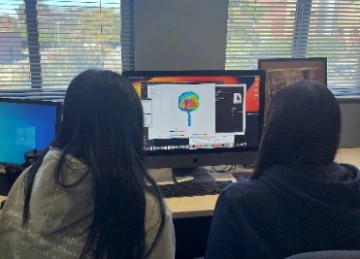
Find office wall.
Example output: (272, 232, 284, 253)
(338, 99, 360, 148)
(134, 0, 360, 148)
(135, 0, 229, 71)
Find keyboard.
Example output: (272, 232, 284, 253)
(159, 181, 233, 198)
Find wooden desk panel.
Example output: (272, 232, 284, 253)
(336, 148, 360, 167)
(165, 195, 219, 218)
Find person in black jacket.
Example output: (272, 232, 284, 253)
(205, 80, 360, 259)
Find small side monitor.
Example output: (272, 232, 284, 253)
(123, 70, 266, 169)
(0, 98, 62, 165)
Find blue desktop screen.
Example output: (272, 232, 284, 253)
(0, 101, 57, 164)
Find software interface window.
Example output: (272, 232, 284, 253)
(132, 74, 261, 152)
(147, 83, 217, 140)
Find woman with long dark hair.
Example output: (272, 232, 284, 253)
(0, 70, 175, 259)
(205, 81, 360, 259)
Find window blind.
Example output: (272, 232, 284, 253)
(226, 0, 360, 90)
(38, 0, 123, 88)
(306, 0, 360, 88)
(226, 0, 297, 70)
(0, 0, 31, 90)
(0, 0, 134, 91)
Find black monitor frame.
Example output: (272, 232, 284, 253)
(123, 70, 266, 168)
(0, 98, 62, 165)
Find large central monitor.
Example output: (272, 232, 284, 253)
(123, 70, 265, 171)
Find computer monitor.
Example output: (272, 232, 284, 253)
(0, 98, 62, 165)
(122, 70, 265, 173)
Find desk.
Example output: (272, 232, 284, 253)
(159, 148, 360, 219)
(149, 168, 240, 219)
(335, 148, 360, 167)
(1, 148, 359, 218)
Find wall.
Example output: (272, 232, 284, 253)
(135, 0, 229, 71)
(338, 99, 360, 148)
(134, 0, 360, 148)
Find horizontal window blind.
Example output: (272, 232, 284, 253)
(226, 0, 360, 90)
(226, 0, 298, 70)
(306, 0, 360, 88)
(0, 0, 31, 90)
(38, 0, 122, 88)
(0, 0, 133, 92)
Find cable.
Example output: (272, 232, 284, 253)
(211, 165, 237, 173)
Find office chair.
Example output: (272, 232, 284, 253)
(286, 251, 360, 259)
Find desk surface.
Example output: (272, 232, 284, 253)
(1, 148, 359, 219)
(162, 148, 360, 219)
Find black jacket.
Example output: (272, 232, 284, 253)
(205, 163, 360, 259)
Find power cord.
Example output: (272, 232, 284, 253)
(210, 165, 237, 173)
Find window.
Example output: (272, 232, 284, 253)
(0, 0, 31, 89)
(38, 0, 122, 88)
(307, 0, 360, 88)
(0, 0, 134, 90)
(227, 0, 360, 90)
(226, 0, 297, 70)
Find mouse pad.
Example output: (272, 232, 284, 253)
(233, 171, 253, 182)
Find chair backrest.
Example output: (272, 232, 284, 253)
(286, 251, 360, 259)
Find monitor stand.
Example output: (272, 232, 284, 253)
(172, 167, 215, 184)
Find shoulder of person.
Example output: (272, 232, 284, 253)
(339, 163, 360, 174)
(144, 191, 171, 231)
(221, 177, 274, 207)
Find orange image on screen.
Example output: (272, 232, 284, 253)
(132, 76, 260, 113)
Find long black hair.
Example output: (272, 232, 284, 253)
(253, 80, 341, 178)
(22, 69, 165, 259)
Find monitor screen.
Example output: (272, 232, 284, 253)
(123, 70, 265, 157)
(0, 99, 61, 164)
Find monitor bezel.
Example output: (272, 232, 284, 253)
(0, 98, 62, 165)
(122, 70, 266, 157)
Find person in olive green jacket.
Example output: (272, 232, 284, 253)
(0, 69, 175, 259)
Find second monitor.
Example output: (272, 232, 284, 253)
(0, 98, 62, 165)
(123, 70, 265, 171)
